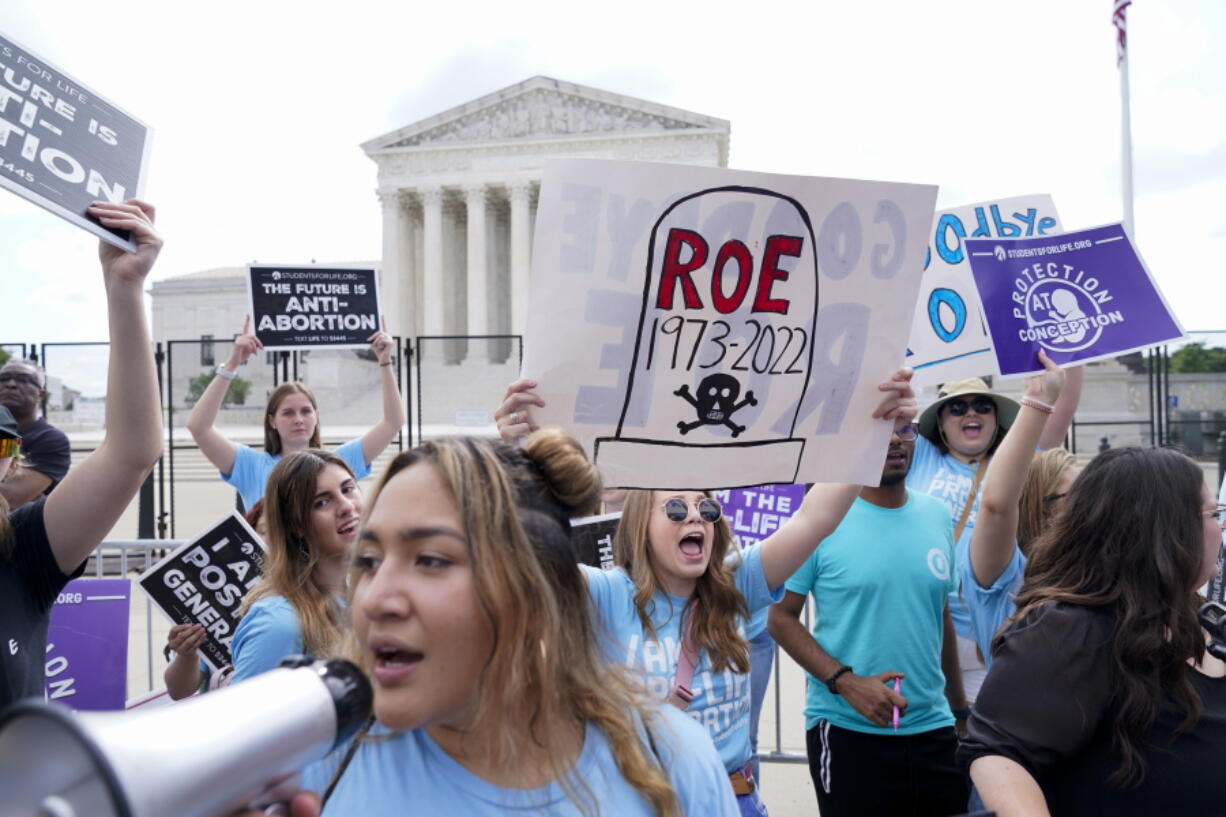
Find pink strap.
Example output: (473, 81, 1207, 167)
(667, 614, 699, 710)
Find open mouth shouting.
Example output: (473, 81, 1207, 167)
(678, 529, 706, 563)
(369, 636, 424, 685)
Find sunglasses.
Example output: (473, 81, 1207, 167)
(944, 397, 996, 417)
(893, 423, 918, 441)
(0, 437, 20, 458)
(661, 497, 722, 523)
(0, 372, 40, 388)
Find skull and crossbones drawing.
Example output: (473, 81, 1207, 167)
(675, 373, 757, 438)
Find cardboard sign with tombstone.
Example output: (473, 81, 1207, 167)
(906, 195, 1062, 386)
(523, 159, 938, 489)
(965, 223, 1184, 377)
(0, 32, 151, 251)
(248, 265, 381, 351)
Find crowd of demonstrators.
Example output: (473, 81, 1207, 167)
(0, 358, 72, 509)
(962, 446, 1226, 816)
(238, 432, 738, 817)
(908, 367, 1082, 699)
(962, 351, 1070, 666)
(186, 315, 405, 510)
(769, 420, 968, 817)
(495, 369, 919, 814)
(0, 200, 164, 710)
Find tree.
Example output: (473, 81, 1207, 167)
(1169, 342, 1226, 374)
(0, 348, 11, 367)
(185, 371, 251, 407)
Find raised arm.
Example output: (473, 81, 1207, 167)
(186, 316, 262, 476)
(360, 319, 406, 465)
(769, 590, 906, 728)
(970, 351, 1064, 587)
(43, 201, 164, 574)
(757, 367, 917, 589)
(1039, 363, 1081, 450)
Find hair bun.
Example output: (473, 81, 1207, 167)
(521, 428, 602, 517)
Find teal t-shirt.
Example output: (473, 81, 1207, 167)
(785, 493, 956, 734)
(301, 706, 739, 816)
(581, 544, 782, 773)
(221, 437, 371, 509)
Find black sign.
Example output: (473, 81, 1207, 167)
(1208, 542, 1226, 607)
(0, 32, 150, 251)
(570, 512, 620, 570)
(248, 265, 381, 350)
(138, 513, 266, 672)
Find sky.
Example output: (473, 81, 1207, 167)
(2, 0, 1224, 380)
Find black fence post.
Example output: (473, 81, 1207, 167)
(1218, 432, 1226, 496)
(1099, 436, 1111, 453)
(138, 471, 155, 538)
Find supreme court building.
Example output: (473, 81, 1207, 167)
(149, 77, 729, 420)
(367, 75, 729, 341)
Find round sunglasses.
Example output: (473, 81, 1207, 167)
(661, 497, 722, 523)
(944, 397, 996, 417)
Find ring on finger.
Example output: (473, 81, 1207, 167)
(509, 411, 520, 425)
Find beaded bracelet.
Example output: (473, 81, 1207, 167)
(1020, 397, 1054, 414)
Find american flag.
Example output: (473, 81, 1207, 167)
(1113, 0, 1132, 64)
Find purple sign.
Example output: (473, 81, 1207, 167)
(965, 224, 1183, 376)
(44, 578, 131, 711)
(714, 483, 807, 549)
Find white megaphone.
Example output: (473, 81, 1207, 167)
(0, 656, 372, 817)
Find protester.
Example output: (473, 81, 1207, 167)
(0, 358, 72, 508)
(187, 316, 405, 509)
(245, 432, 738, 817)
(768, 421, 968, 817)
(496, 369, 918, 813)
(961, 446, 1226, 816)
(0, 200, 163, 708)
(229, 450, 360, 683)
(963, 351, 1071, 664)
(910, 366, 1081, 698)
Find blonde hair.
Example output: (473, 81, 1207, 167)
(1018, 448, 1077, 554)
(614, 490, 749, 674)
(349, 430, 679, 817)
(239, 449, 350, 657)
(264, 383, 322, 455)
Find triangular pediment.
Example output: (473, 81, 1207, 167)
(364, 76, 728, 152)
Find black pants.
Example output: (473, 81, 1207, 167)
(805, 721, 969, 817)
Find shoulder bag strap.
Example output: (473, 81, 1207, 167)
(667, 610, 699, 710)
(953, 456, 989, 544)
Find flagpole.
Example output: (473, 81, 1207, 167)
(1120, 42, 1135, 238)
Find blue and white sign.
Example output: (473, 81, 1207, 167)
(965, 223, 1184, 377)
(906, 195, 1062, 386)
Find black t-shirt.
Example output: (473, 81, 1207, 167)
(19, 417, 71, 494)
(0, 498, 82, 709)
(959, 602, 1226, 815)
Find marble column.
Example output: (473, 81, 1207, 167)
(378, 188, 406, 338)
(464, 184, 488, 343)
(420, 185, 444, 336)
(508, 180, 532, 335)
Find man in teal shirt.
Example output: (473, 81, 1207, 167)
(768, 421, 969, 817)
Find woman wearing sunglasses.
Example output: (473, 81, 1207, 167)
(496, 369, 919, 814)
(911, 365, 1081, 698)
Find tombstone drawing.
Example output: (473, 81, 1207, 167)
(593, 186, 819, 488)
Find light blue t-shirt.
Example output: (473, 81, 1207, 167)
(230, 596, 303, 683)
(222, 438, 371, 509)
(582, 544, 782, 773)
(962, 545, 1026, 668)
(301, 706, 738, 816)
(906, 435, 983, 639)
(785, 493, 956, 734)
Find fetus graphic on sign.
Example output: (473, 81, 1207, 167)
(594, 187, 819, 487)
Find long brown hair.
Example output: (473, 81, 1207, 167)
(240, 449, 351, 657)
(614, 490, 749, 674)
(264, 382, 322, 455)
(1012, 446, 1207, 787)
(1017, 448, 1077, 554)
(349, 431, 679, 816)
